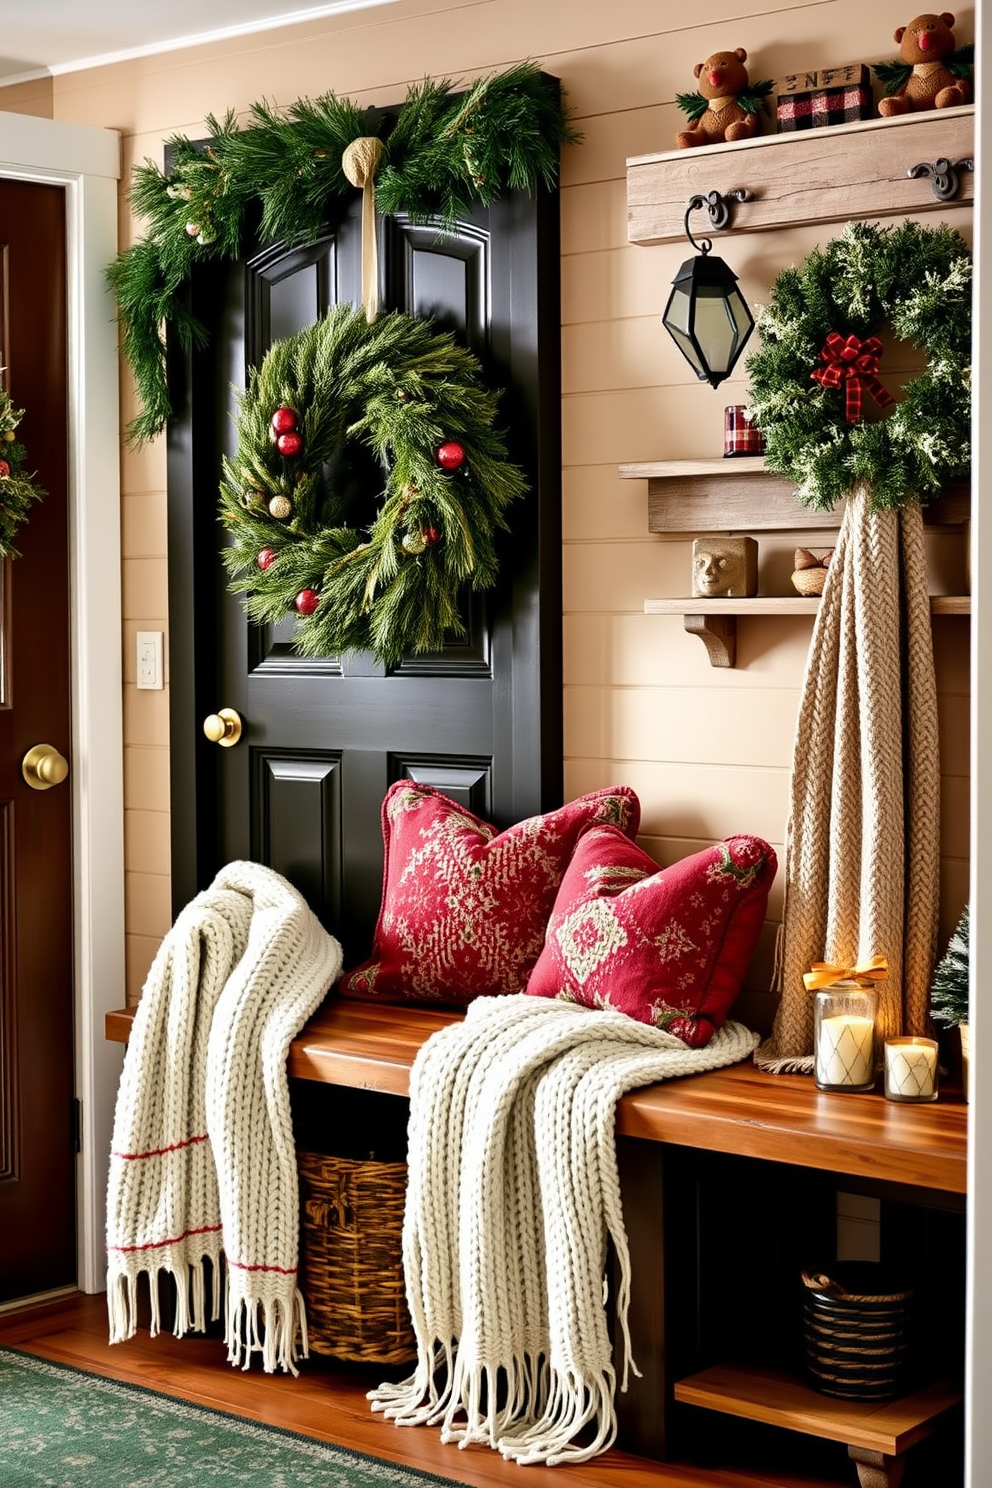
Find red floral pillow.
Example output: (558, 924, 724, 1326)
(525, 824, 777, 1047)
(339, 783, 640, 1005)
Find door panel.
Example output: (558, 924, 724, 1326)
(168, 99, 561, 970)
(254, 751, 343, 927)
(0, 179, 74, 1301)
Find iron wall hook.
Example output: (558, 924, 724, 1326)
(683, 189, 750, 254)
(907, 156, 974, 202)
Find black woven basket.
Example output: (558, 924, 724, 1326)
(802, 1264, 915, 1402)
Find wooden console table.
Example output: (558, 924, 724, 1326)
(105, 997, 967, 1486)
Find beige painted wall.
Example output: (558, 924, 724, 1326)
(3, 0, 971, 1016)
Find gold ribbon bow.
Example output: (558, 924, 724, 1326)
(810, 332, 895, 424)
(342, 136, 385, 324)
(803, 956, 889, 992)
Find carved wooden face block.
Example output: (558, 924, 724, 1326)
(691, 536, 758, 597)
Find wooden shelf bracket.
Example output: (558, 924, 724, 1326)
(683, 613, 736, 668)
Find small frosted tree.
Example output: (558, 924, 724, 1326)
(929, 905, 970, 1029)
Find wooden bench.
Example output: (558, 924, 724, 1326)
(105, 998, 966, 1195)
(105, 996, 967, 1486)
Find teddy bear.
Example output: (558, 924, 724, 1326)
(675, 49, 773, 148)
(875, 13, 972, 115)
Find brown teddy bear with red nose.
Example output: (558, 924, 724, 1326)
(676, 49, 773, 148)
(875, 13, 972, 115)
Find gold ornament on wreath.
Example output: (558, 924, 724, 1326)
(219, 304, 527, 666)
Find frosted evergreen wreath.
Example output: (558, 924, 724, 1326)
(219, 304, 527, 665)
(105, 64, 577, 446)
(745, 221, 971, 512)
(0, 383, 45, 558)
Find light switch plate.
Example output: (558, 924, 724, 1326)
(136, 630, 164, 690)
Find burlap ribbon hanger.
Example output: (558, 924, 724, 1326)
(342, 137, 386, 323)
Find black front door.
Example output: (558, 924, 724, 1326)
(167, 147, 562, 965)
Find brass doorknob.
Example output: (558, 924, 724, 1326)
(22, 743, 70, 791)
(203, 707, 243, 748)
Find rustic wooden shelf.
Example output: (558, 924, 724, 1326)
(643, 594, 970, 667)
(627, 106, 974, 247)
(621, 458, 970, 665)
(618, 458, 970, 535)
(674, 1364, 962, 1488)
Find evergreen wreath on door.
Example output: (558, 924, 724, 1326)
(220, 305, 526, 666)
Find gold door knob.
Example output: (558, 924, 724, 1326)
(203, 707, 243, 748)
(22, 743, 70, 791)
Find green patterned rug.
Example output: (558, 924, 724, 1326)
(0, 1348, 460, 1487)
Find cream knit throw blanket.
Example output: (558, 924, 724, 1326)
(757, 488, 940, 1070)
(106, 861, 343, 1374)
(370, 994, 759, 1465)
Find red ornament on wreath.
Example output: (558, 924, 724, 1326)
(294, 587, 320, 615)
(0, 460, 9, 479)
(422, 526, 440, 547)
(256, 546, 277, 571)
(276, 430, 304, 457)
(436, 440, 465, 471)
(270, 405, 298, 438)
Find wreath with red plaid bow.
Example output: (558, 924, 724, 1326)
(744, 220, 971, 512)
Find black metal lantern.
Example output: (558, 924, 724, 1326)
(662, 191, 754, 389)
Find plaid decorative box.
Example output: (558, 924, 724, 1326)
(775, 63, 872, 132)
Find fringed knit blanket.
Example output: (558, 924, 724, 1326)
(370, 995, 759, 1465)
(106, 861, 343, 1374)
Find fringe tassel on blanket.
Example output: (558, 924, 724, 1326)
(370, 995, 759, 1466)
(226, 1288, 309, 1375)
(107, 1255, 222, 1347)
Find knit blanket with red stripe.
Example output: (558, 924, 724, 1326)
(105, 861, 342, 1374)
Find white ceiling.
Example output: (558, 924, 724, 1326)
(0, 0, 397, 85)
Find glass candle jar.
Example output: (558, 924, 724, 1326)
(813, 981, 877, 1092)
(884, 1036, 939, 1103)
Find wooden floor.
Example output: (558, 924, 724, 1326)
(0, 1291, 846, 1488)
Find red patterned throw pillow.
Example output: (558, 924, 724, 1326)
(339, 783, 641, 1005)
(525, 825, 777, 1047)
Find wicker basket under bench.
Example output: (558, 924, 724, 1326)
(297, 1148, 416, 1365)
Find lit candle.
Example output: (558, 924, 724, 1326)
(816, 1014, 875, 1090)
(884, 1037, 939, 1103)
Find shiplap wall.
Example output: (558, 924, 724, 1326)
(3, 0, 970, 1016)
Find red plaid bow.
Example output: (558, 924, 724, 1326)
(810, 332, 895, 423)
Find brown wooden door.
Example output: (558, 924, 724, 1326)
(167, 102, 562, 965)
(0, 179, 74, 1303)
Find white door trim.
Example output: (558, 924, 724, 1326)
(0, 109, 124, 1295)
(969, 18, 991, 1483)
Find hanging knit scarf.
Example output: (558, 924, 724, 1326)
(106, 862, 343, 1373)
(757, 487, 941, 1069)
(370, 994, 759, 1465)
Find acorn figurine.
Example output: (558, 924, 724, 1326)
(791, 547, 833, 596)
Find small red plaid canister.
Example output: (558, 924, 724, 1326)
(724, 406, 765, 457)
